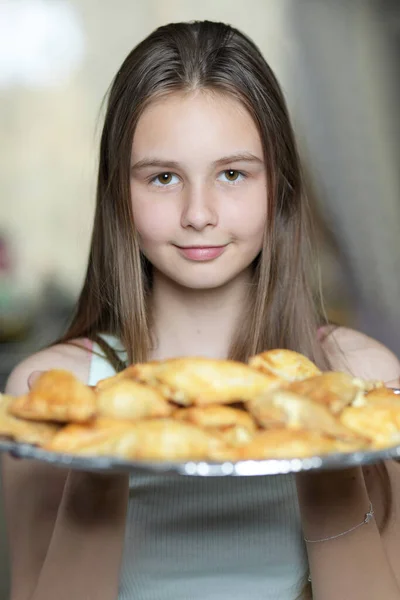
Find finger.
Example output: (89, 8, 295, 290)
(27, 370, 45, 390)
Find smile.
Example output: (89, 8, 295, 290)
(175, 245, 227, 261)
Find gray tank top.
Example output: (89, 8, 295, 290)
(88, 336, 308, 600)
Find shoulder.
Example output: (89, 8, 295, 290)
(5, 338, 92, 396)
(320, 326, 400, 385)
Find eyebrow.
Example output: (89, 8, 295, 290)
(130, 152, 264, 172)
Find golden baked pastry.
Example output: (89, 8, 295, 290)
(44, 418, 116, 454)
(174, 405, 256, 447)
(210, 428, 362, 461)
(247, 390, 358, 440)
(0, 394, 59, 445)
(96, 379, 172, 420)
(362, 380, 385, 392)
(132, 357, 281, 405)
(249, 349, 321, 381)
(47, 418, 225, 460)
(173, 405, 256, 431)
(9, 370, 96, 423)
(2, 349, 399, 463)
(365, 387, 400, 402)
(95, 365, 143, 391)
(46, 418, 135, 454)
(217, 426, 255, 447)
(286, 372, 365, 414)
(341, 391, 400, 448)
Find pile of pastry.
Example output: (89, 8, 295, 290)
(1, 349, 400, 462)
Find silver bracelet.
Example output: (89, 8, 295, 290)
(305, 502, 374, 583)
(304, 502, 374, 544)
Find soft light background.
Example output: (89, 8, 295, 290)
(0, 0, 399, 597)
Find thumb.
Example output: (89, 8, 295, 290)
(27, 370, 45, 390)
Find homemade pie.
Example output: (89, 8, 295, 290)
(173, 405, 256, 431)
(285, 372, 365, 414)
(47, 418, 224, 460)
(1, 348, 399, 461)
(211, 428, 364, 462)
(9, 370, 96, 423)
(96, 379, 172, 420)
(247, 389, 359, 441)
(174, 405, 256, 447)
(249, 349, 321, 381)
(131, 357, 282, 405)
(0, 394, 59, 445)
(341, 388, 400, 448)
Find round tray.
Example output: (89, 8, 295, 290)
(1, 439, 400, 476)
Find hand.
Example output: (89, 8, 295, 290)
(27, 369, 44, 389)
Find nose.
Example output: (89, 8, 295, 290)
(180, 183, 218, 231)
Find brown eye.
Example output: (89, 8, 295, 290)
(219, 169, 247, 184)
(225, 170, 240, 181)
(156, 173, 173, 185)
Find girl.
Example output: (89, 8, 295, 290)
(3, 20, 400, 600)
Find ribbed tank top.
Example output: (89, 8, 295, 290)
(88, 336, 309, 600)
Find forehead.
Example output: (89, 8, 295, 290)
(131, 90, 263, 163)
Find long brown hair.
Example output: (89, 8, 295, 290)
(57, 21, 393, 599)
(60, 20, 328, 369)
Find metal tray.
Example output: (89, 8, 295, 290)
(1, 440, 400, 476)
(2, 389, 399, 477)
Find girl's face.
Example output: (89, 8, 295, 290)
(130, 91, 267, 290)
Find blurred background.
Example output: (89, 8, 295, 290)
(0, 0, 399, 596)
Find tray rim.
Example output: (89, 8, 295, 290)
(1, 438, 400, 476)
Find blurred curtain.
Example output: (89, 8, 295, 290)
(284, 0, 400, 354)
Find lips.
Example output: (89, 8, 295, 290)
(175, 245, 227, 261)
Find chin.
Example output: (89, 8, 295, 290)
(167, 267, 249, 291)
(177, 279, 231, 291)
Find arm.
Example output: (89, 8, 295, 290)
(2, 457, 67, 600)
(2, 342, 129, 600)
(30, 469, 129, 600)
(296, 327, 400, 600)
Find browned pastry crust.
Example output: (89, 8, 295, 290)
(365, 387, 400, 402)
(174, 405, 257, 447)
(173, 405, 256, 431)
(0, 394, 59, 444)
(341, 389, 400, 448)
(3, 351, 399, 462)
(247, 390, 359, 441)
(45, 418, 135, 454)
(95, 364, 145, 391)
(210, 428, 364, 461)
(96, 379, 172, 420)
(217, 425, 256, 447)
(285, 372, 365, 414)
(131, 357, 282, 405)
(9, 370, 96, 423)
(46, 418, 225, 460)
(248, 349, 321, 381)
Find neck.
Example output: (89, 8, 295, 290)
(149, 269, 252, 360)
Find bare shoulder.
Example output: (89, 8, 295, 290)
(5, 338, 92, 396)
(320, 326, 400, 385)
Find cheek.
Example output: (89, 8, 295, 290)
(228, 193, 267, 242)
(131, 198, 175, 245)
